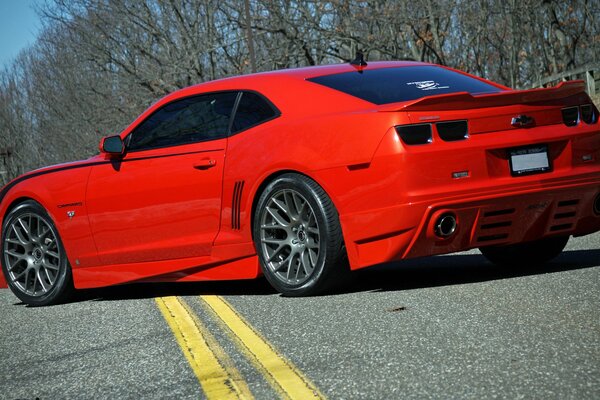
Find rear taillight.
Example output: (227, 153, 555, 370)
(581, 104, 597, 124)
(562, 107, 579, 127)
(396, 120, 470, 145)
(396, 124, 432, 145)
(561, 105, 597, 126)
(437, 120, 468, 141)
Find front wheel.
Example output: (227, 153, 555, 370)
(479, 236, 569, 267)
(253, 173, 347, 296)
(1, 200, 74, 306)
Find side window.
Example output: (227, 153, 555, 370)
(231, 92, 278, 134)
(128, 92, 238, 151)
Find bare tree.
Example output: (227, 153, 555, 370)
(0, 0, 597, 183)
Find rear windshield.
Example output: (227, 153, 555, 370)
(307, 66, 501, 105)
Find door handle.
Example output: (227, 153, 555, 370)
(193, 159, 217, 170)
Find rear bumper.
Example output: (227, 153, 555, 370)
(341, 174, 600, 270)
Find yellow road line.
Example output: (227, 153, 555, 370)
(155, 296, 253, 400)
(201, 295, 325, 400)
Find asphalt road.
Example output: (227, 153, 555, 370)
(1, 233, 599, 399)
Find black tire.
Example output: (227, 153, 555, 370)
(1, 200, 74, 306)
(253, 173, 347, 296)
(479, 236, 569, 267)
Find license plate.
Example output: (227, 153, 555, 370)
(509, 145, 551, 176)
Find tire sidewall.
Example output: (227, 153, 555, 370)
(1, 200, 72, 306)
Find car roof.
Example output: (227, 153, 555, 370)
(157, 61, 422, 96)
(223, 60, 427, 80)
(156, 61, 430, 107)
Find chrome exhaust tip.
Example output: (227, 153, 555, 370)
(434, 213, 457, 238)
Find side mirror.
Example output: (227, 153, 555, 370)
(99, 135, 124, 156)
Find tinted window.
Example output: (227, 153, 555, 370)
(231, 92, 278, 134)
(307, 66, 501, 105)
(128, 92, 238, 151)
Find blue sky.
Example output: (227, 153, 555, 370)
(0, 0, 41, 67)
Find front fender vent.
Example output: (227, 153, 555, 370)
(232, 181, 245, 230)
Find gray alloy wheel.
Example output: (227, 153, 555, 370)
(1, 201, 73, 306)
(259, 188, 321, 286)
(254, 173, 347, 296)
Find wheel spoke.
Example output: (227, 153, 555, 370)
(46, 250, 60, 259)
(307, 227, 319, 235)
(274, 253, 291, 272)
(12, 269, 27, 281)
(36, 270, 48, 293)
(25, 270, 36, 295)
(300, 250, 312, 276)
(42, 260, 59, 271)
(292, 192, 304, 219)
(31, 271, 38, 294)
(266, 207, 290, 227)
(7, 258, 26, 272)
(5, 250, 26, 260)
(37, 227, 50, 241)
(30, 215, 39, 239)
(308, 212, 316, 227)
(283, 191, 298, 220)
(262, 238, 283, 245)
(17, 218, 31, 241)
(271, 197, 289, 215)
(306, 237, 319, 249)
(43, 266, 55, 285)
(267, 244, 287, 262)
(295, 254, 302, 280)
(308, 248, 318, 267)
(11, 224, 29, 245)
(261, 224, 286, 231)
(285, 253, 296, 280)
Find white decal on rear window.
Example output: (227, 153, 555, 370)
(407, 81, 450, 91)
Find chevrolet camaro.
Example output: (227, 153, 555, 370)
(2, 60, 599, 306)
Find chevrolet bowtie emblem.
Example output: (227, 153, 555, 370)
(511, 114, 535, 127)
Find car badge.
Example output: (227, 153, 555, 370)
(511, 114, 535, 128)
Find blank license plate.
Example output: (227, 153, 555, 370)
(509, 145, 551, 176)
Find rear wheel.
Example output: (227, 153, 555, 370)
(479, 236, 569, 267)
(253, 173, 347, 296)
(1, 201, 73, 306)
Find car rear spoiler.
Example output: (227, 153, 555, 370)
(377, 80, 587, 112)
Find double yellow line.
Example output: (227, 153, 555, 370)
(156, 296, 324, 400)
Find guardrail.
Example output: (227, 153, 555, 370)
(532, 64, 599, 96)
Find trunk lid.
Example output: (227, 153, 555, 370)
(378, 81, 591, 135)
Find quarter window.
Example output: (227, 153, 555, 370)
(231, 92, 278, 134)
(128, 92, 238, 151)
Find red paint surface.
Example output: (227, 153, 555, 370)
(1, 61, 599, 289)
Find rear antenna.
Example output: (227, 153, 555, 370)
(350, 51, 368, 72)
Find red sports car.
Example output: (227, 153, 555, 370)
(1, 60, 599, 305)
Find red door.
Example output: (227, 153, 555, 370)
(85, 140, 225, 265)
